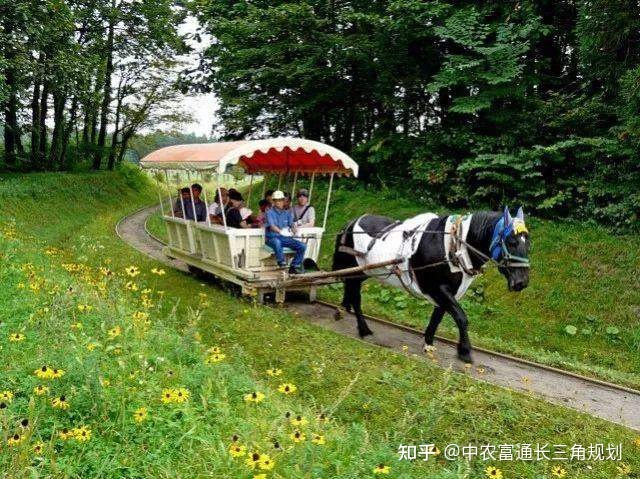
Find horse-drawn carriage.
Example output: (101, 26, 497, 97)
(140, 136, 531, 361)
(140, 137, 364, 302)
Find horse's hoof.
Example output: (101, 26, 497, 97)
(458, 351, 473, 364)
(423, 343, 437, 353)
(334, 309, 344, 321)
(358, 328, 373, 338)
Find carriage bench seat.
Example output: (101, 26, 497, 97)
(262, 245, 297, 255)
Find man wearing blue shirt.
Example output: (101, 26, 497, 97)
(265, 190, 306, 274)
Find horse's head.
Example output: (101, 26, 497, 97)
(491, 207, 530, 292)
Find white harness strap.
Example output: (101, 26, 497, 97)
(350, 213, 478, 304)
(444, 214, 474, 274)
(352, 213, 438, 304)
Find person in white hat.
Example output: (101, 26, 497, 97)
(264, 190, 306, 274)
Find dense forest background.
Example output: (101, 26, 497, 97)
(1, 0, 639, 230)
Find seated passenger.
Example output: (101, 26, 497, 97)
(283, 191, 292, 211)
(222, 190, 252, 229)
(264, 189, 274, 206)
(293, 188, 315, 227)
(253, 199, 270, 228)
(173, 186, 206, 222)
(209, 188, 229, 224)
(265, 190, 306, 274)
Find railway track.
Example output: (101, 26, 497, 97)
(116, 205, 640, 431)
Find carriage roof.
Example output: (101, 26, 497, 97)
(139, 137, 359, 177)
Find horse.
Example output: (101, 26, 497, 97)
(331, 207, 531, 363)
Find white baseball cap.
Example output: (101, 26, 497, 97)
(271, 190, 285, 200)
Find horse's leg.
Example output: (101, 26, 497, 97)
(423, 306, 445, 348)
(438, 287, 473, 363)
(345, 278, 372, 337)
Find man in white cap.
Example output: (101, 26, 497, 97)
(264, 190, 306, 274)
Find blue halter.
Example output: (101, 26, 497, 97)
(489, 216, 530, 267)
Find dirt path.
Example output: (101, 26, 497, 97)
(117, 206, 640, 431)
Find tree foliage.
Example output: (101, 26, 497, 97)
(0, 0, 188, 171)
(190, 0, 639, 230)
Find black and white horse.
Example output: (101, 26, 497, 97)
(332, 207, 531, 363)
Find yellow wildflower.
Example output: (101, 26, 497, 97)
(290, 415, 308, 427)
(108, 326, 121, 339)
(151, 268, 166, 275)
(551, 465, 567, 478)
(229, 444, 246, 457)
(87, 342, 99, 351)
(132, 311, 149, 321)
(373, 464, 391, 475)
(125, 281, 138, 291)
(73, 426, 91, 442)
(485, 466, 503, 479)
(244, 391, 265, 403)
(278, 383, 297, 395)
(205, 353, 226, 363)
(266, 368, 282, 377)
(59, 428, 73, 440)
(50, 368, 65, 379)
(125, 266, 140, 277)
(290, 431, 306, 443)
(7, 433, 24, 446)
(133, 407, 148, 423)
(33, 442, 44, 454)
(258, 455, 275, 471)
(51, 395, 70, 410)
(311, 434, 325, 445)
(71, 322, 83, 330)
(9, 332, 25, 342)
(174, 388, 189, 403)
(0, 391, 14, 402)
(77, 304, 93, 313)
(161, 389, 176, 404)
(245, 452, 263, 469)
(33, 385, 49, 396)
(617, 463, 631, 476)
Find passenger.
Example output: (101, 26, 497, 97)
(283, 191, 292, 211)
(173, 187, 191, 218)
(293, 188, 315, 228)
(189, 183, 207, 222)
(264, 189, 274, 205)
(209, 188, 229, 224)
(173, 186, 206, 222)
(223, 190, 251, 229)
(264, 190, 306, 274)
(253, 199, 270, 228)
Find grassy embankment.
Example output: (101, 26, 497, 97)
(148, 179, 640, 389)
(2, 168, 638, 478)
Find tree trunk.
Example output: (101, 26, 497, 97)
(2, 17, 24, 167)
(107, 79, 124, 170)
(92, 14, 116, 170)
(39, 82, 49, 160)
(30, 73, 42, 169)
(117, 129, 134, 164)
(59, 96, 79, 170)
(48, 90, 66, 169)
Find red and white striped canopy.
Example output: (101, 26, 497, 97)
(139, 138, 358, 177)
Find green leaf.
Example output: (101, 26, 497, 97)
(564, 325, 578, 336)
(605, 326, 620, 336)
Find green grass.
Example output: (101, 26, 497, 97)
(1, 168, 639, 478)
(149, 180, 640, 389)
(309, 184, 640, 389)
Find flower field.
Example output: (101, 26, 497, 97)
(0, 169, 638, 478)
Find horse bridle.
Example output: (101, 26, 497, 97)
(495, 237, 531, 269)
